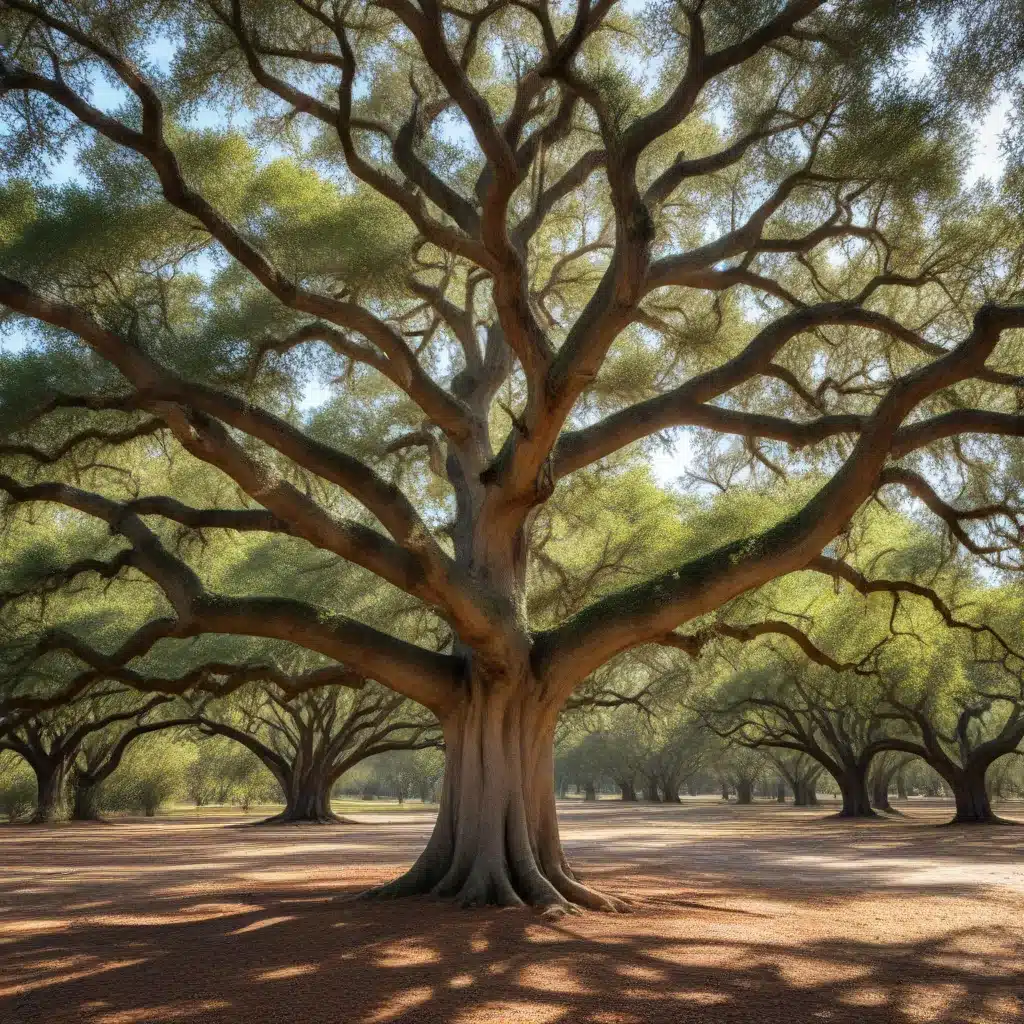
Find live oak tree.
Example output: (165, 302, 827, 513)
(767, 750, 822, 805)
(704, 661, 891, 816)
(3, 0, 1024, 910)
(875, 635, 1024, 824)
(0, 688, 179, 823)
(866, 750, 912, 814)
(67, 708, 195, 819)
(185, 678, 441, 822)
(716, 744, 766, 804)
(0, 689, 173, 821)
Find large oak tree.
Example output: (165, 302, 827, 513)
(2, 0, 1024, 910)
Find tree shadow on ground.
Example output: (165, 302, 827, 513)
(1, 805, 1022, 1023)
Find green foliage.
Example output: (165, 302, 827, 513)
(103, 735, 188, 816)
(184, 736, 280, 809)
(358, 747, 444, 804)
(0, 753, 35, 821)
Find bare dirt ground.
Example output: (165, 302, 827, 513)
(2, 800, 1023, 1024)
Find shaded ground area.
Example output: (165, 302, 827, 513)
(2, 801, 1023, 1023)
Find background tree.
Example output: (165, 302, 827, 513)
(101, 731, 191, 816)
(874, 643, 1024, 824)
(703, 663, 892, 817)
(867, 750, 913, 815)
(68, 710, 197, 819)
(767, 750, 822, 806)
(718, 746, 768, 806)
(0, 689, 171, 821)
(185, 679, 441, 822)
(2, 0, 1024, 910)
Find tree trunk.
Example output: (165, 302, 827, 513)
(618, 780, 637, 802)
(583, 781, 597, 802)
(735, 779, 753, 805)
(30, 760, 68, 824)
(71, 776, 102, 821)
(836, 767, 876, 818)
(776, 781, 786, 803)
(644, 777, 662, 802)
(871, 773, 894, 814)
(896, 771, 908, 800)
(720, 781, 730, 801)
(949, 767, 997, 824)
(264, 763, 338, 823)
(364, 685, 627, 912)
(660, 777, 681, 803)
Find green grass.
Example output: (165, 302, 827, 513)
(160, 797, 438, 817)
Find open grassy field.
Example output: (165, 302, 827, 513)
(2, 800, 1022, 1024)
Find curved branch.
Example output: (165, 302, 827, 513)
(536, 304, 1024, 692)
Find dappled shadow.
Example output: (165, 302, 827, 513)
(2, 803, 1023, 1023)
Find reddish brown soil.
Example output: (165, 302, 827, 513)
(2, 800, 1023, 1024)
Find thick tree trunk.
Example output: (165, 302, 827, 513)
(618, 780, 637, 802)
(365, 684, 627, 912)
(583, 781, 597, 802)
(776, 781, 787, 803)
(661, 777, 681, 803)
(836, 768, 876, 818)
(735, 779, 753, 805)
(949, 768, 998, 824)
(30, 760, 68, 824)
(262, 762, 340, 823)
(720, 781, 730, 801)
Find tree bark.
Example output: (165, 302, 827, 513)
(30, 760, 69, 824)
(365, 684, 627, 912)
(618, 780, 637, 802)
(896, 771, 908, 800)
(836, 767, 876, 818)
(264, 764, 338, 823)
(871, 772, 894, 814)
(949, 768, 998, 824)
(720, 781, 730, 801)
(735, 779, 753, 805)
(583, 781, 597, 802)
(71, 775, 102, 821)
(776, 781, 787, 803)
(660, 776, 681, 803)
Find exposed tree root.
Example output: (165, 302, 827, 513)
(242, 811, 362, 826)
